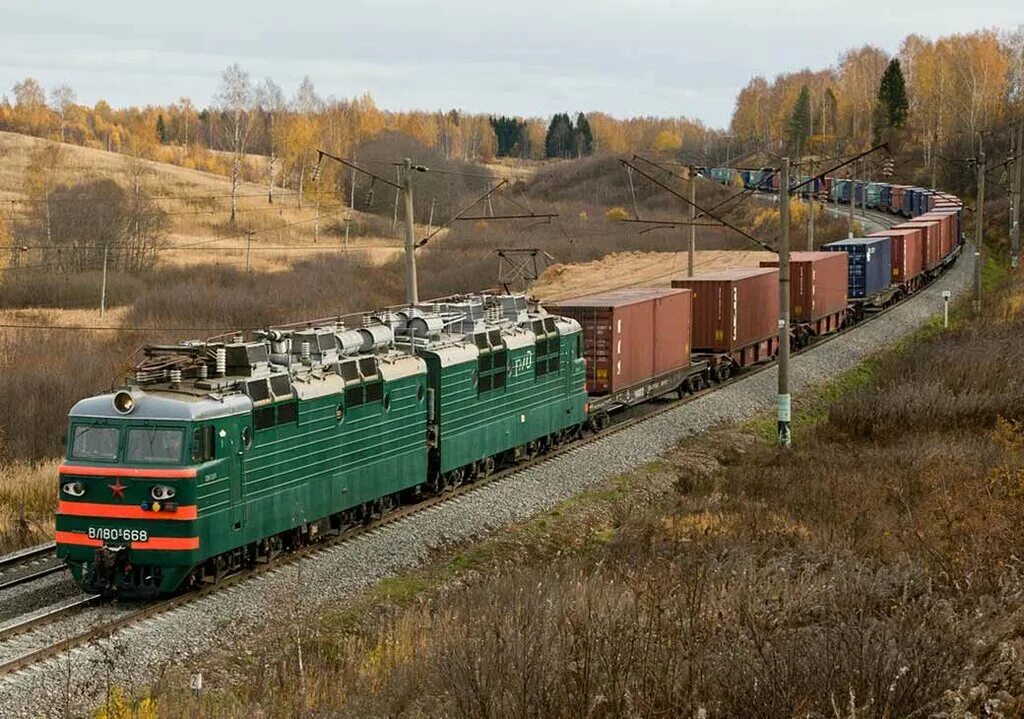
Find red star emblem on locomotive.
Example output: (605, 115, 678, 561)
(108, 479, 126, 498)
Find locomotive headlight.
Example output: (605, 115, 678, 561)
(62, 481, 85, 497)
(151, 485, 176, 501)
(113, 390, 135, 414)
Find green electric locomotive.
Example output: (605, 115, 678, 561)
(55, 294, 587, 596)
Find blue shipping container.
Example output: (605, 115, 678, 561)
(905, 188, 921, 217)
(866, 183, 883, 209)
(914, 189, 928, 217)
(822, 236, 892, 299)
(879, 184, 892, 211)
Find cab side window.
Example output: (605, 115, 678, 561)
(192, 425, 216, 462)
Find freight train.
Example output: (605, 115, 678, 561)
(55, 175, 963, 597)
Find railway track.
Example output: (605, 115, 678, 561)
(0, 543, 63, 593)
(0, 210, 951, 680)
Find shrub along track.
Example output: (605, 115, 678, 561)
(0, 228, 970, 717)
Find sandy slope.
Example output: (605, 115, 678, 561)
(532, 249, 775, 302)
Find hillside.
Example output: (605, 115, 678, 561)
(0, 131, 404, 272)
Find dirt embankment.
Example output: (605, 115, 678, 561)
(531, 249, 774, 301)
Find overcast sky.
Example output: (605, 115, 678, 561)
(0, 1, 1020, 129)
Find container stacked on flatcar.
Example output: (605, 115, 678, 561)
(759, 251, 849, 338)
(671, 268, 780, 374)
(822, 237, 891, 300)
(547, 288, 706, 410)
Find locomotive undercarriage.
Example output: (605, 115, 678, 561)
(175, 424, 588, 594)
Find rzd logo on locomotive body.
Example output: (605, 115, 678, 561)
(510, 350, 533, 378)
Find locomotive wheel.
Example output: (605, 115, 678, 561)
(524, 440, 540, 461)
(428, 473, 445, 495)
(446, 468, 464, 491)
(481, 456, 496, 477)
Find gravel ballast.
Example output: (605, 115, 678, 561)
(0, 249, 972, 718)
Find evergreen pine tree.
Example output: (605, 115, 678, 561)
(877, 59, 909, 129)
(787, 86, 811, 155)
(156, 114, 167, 144)
(490, 116, 525, 157)
(574, 112, 593, 156)
(545, 113, 575, 158)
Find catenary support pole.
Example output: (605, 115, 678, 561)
(975, 150, 985, 315)
(403, 157, 419, 305)
(1012, 122, 1022, 270)
(778, 157, 792, 447)
(688, 176, 696, 277)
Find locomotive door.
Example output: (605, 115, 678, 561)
(230, 426, 248, 531)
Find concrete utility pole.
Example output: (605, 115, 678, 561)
(688, 177, 696, 277)
(245, 228, 253, 274)
(861, 167, 868, 218)
(806, 159, 815, 251)
(1012, 122, 1022, 269)
(930, 132, 938, 190)
(777, 157, 792, 448)
(974, 150, 986, 315)
(345, 164, 355, 250)
(402, 157, 419, 305)
(847, 162, 855, 238)
(99, 246, 108, 317)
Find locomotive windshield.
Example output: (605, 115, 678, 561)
(71, 425, 119, 461)
(125, 427, 184, 464)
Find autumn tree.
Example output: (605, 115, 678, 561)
(257, 78, 285, 204)
(31, 179, 169, 272)
(49, 84, 75, 142)
(216, 64, 258, 223)
(282, 76, 321, 208)
(837, 46, 889, 148)
(652, 129, 683, 153)
(11, 78, 51, 136)
(22, 144, 65, 251)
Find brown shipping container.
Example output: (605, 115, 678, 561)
(547, 288, 691, 395)
(867, 228, 923, 282)
(759, 251, 849, 322)
(671, 268, 779, 353)
(923, 213, 954, 257)
(919, 211, 957, 257)
(894, 220, 941, 269)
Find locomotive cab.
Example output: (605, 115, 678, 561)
(56, 388, 245, 597)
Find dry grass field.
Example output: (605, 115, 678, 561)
(0, 131, 406, 272)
